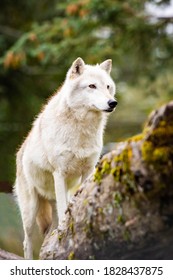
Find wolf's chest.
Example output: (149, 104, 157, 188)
(57, 149, 99, 177)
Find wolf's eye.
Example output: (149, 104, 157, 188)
(89, 84, 96, 89)
(107, 85, 110, 89)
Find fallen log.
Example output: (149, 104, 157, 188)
(0, 248, 23, 260)
(40, 101, 173, 260)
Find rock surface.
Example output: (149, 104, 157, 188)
(40, 101, 173, 260)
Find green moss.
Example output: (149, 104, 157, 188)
(117, 214, 125, 224)
(128, 133, 143, 142)
(101, 159, 111, 175)
(113, 191, 126, 224)
(94, 159, 111, 184)
(97, 207, 103, 214)
(159, 120, 166, 127)
(113, 146, 137, 192)
(141, 141, 154, 162)
(153, 147, 170, 162)
(113, 191, 123, 207)
(95, 142, 137, 194)
(94, 166, 103, 184)
(142, 141, 172, 165)
(141, 119, 173, 165)
(58, 232, 64, 242)
(94, 137, 137, 186)
(69, 220, 74, 235)
(114, 145, 133, 171)
(68, 251, 75, 260)
(111, 166, 122, 181)
(148, 125, 173, 145)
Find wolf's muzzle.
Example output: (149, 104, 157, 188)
(108, 99, 117, 109)
(104, 99, 117, 112)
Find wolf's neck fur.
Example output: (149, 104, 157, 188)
(43, 90, 108, 140)
(61, 98, 108, 134)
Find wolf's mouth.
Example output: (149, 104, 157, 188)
(103, 108, 114, 113)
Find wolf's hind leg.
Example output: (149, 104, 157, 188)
(17, 187, 39, 259)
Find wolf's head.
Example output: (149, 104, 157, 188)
(64, 58, 117, 113)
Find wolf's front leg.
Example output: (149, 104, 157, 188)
(53, 171, 68, 225)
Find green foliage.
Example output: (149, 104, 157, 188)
(1, 0, 173, 79)
(0, 0, 172, 180)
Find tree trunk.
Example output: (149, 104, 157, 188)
(40, 101, 173, 260)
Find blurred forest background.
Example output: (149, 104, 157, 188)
(0, 0, 173, 258)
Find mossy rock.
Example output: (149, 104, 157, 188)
(40, 101, 173, 260)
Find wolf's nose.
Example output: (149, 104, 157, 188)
(108, 100, 118, 109)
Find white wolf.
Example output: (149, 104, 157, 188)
(14, 58, 117, 259)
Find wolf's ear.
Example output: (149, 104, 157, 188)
(100, 59, 112, 74)
(70, 57, 85, 78)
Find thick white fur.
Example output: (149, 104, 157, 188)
(14, 58, 116, 259)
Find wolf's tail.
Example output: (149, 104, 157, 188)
(36, 196, 52, 235)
